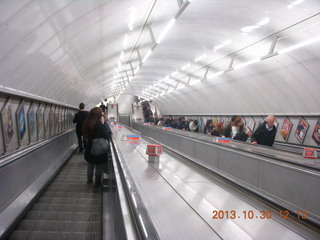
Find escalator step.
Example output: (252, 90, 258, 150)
(41, 191, 100, 199)
(16, 219, 101, 232)
(45, 186, 101, 193)
(25, 211, 101, 222)
(37, 197, 101, 205)
(8, 154, 105, 239)
(9, 230, 100, 240)
(31, 203, 100, 213)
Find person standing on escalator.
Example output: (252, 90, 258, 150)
(73, 103, 89, 152)
(82, 107, 111, 185)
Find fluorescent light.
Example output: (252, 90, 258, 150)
(207, 71, 224, 79)
(291, 0, 305, 6)
(233, 58, 260, 70)
(190, 79, 201, 85)
(181, 62, 190, 70)
(177, 84, 185, 90)
(123, 34, 129, 48)
(257, 17, 270, 26)
(156, 18, 176, 44)
(134, 66, 140, 74)
(171, 70, 178, 76)
(278, 35, 320, 54)
(213, 39, 231, 51)
(142, 50, 152, 63)
(223, 39, 232, 45)
(194, 54, 207, 62)
(120, 51, 125, 59)
(241, 25, 260, 33)
(213, 43, 224, 51)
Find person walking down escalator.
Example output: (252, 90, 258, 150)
(83, 107, 111, 185)
(144, 107, 153, 122)
(73, 103, 89, 152)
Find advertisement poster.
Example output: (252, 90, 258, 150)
(16, 101, 26, 142)
(218, 116, 224, 124)
(28, 102, 36, 140)
(259, 117, 265, 125)
(54, 107, 59, 134)
(1, 98, 14, 149)
(280, 118, 293, 142)
(44, 106, 50, 138)
(312, 119, 320, 145)
(294, 118, 309, 144)
(247, 117, 256, 132)
(213, 117, 218, 127)
(36, 106, 43, 139)
(49, 106, 54, 137)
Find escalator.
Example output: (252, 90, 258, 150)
(8, 152, 103, 240)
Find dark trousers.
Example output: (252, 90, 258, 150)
(76, 131, 86, 151)
(87, 163, 107, 183)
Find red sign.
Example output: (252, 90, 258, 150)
(146, 144, 163, 156)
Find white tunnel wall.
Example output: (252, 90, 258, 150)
(153, 46, 320, 115)
(117, 95, 137, 114)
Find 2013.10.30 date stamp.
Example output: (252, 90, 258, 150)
(212, 210, 308, 220)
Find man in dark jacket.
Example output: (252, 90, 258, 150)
(73, 103, 89, 152)
(251, 115, 277, 146)
(99, 102, 106, 113)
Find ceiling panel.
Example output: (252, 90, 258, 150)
(0, 0, 319, 111)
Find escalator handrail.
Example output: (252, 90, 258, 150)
(110, 138, 160, 240)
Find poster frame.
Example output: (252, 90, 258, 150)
(294, 118, 309, 144)
(16, 100, 26, 146)
(312, 119, 320, 145)
(280, 118, 293, 142)
(36, 103, 43, 140)
(27, 101, 36, 143)
(0, 97, 14, 152)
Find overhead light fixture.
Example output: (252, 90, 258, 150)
(207, 71, 224, 79)
(134, 66, 140, 74)
(257, 17, 270, 26)
(181, 62, 190, 70)
(171, 70, 178, 76)
(128, 8, 138, 30)
(213, 39, 232, 51)
(194, 54, 207, 62)
(123, 34, 129, 48)
(142, 50, 152, 63)
(288, 0, 305, 9)
(241, 25, 260, 33)
(120, 51, 125, 59)
(233, 58, 261, 70)
(278, 35, 320, 54)
(156, 18, 176, 44)
(213, 43, 224, 51)
(189, 79, 201, 86)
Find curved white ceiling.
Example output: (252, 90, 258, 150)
(0, 0, 319, 112)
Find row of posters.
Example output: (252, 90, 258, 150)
(0, 98, 74, 152)
(209, 116, 319, 145)
(271, 117, 320, 145)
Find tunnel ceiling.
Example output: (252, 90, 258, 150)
(0, 0, 319, 108)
